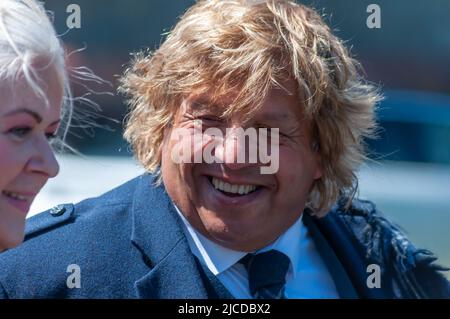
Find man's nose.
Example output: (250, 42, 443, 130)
(26, 137, 60, 178)
(214, 127, 256, 171)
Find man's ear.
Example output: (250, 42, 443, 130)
(313, 161, 323, 180)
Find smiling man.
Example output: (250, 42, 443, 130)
(161, 78, 322, 253)
(0, 0, 448, 299)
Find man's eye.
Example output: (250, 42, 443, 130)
(200, 116, 221, 122)
(256, 128, 290, 145)
(195, 116, 222, 126)
(9, 127, 32, 138)
(257, 127, 283, 136)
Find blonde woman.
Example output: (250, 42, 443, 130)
(0, 0, 72, 252)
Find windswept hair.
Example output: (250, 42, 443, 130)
(0, 0, 108, 149)
(120, 0, 382, 216)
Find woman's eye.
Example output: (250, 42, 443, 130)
(9, 127, 32, 138)
(45, 132, 58, 141)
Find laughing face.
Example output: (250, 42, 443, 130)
(161, 79, 322, 252)
(0, 65, 62, 251)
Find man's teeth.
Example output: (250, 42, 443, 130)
(211, 177, 257, 195)
(2, 191, 27, 201)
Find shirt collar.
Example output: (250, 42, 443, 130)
(174, 204, 303, 278)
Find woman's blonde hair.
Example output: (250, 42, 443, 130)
(120, 0, 381, 216)
(0, 0, 74, 141)
(0, 0, 107, 149)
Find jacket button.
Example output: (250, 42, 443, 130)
(50, 205, 66, 216)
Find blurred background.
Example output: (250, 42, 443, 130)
(35, 0, 450, 275)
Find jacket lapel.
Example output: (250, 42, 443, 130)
(193, 256, 235, 299)
(130, 174, 209, 299)
(134, 240, 209, 299)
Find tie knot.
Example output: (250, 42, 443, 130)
(239, 250, 290, 298)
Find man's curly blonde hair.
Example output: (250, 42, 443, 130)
(119, 0, 381, 216)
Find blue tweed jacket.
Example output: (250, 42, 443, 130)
(0, 173, 448, 298)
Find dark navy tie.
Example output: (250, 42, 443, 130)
(240, 249, 290, 299)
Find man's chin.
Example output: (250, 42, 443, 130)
(208, 231, 275, 252)
(198, 213, 270, 250)
(198, 206, 265, 231)
(206, 231, 258, 252)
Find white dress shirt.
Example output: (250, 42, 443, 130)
(175, 206, 340, 299)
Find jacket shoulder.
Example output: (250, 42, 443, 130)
(23, 173, 149, 239)
(328, 197, 450, 298)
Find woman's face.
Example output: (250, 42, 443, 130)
(0, 65, 63, 251)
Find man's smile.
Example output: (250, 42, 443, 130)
(201, 174, 268, 207)
(210, 176, 258, 196)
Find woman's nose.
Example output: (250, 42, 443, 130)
(26, 137, 60, 178)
